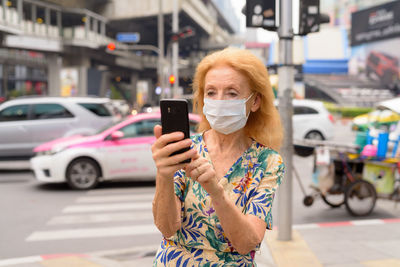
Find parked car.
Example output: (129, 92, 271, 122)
(276, 99, 335, 140)
(0, 97, 115, 160)
(30, 112, 201, 189)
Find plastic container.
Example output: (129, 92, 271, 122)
(376, 132, 389, 159)
(354, 131, 367, 153)
(361, 144, 377, 157)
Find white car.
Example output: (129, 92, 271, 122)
(0, 96, 116, 160)
(30, 112, 201, 190)
(276, 99, 335, 140)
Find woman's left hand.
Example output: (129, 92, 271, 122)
(185, 153, 224, 197)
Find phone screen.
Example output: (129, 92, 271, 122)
(160, 99, 191, 163)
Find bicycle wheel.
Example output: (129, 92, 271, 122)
(321, 192, 345, 208)
(344, 180, 377, 216)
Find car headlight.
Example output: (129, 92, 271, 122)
(36, 146, 66, 156)
(36, 150, 53, 156)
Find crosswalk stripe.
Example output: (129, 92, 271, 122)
(76, 194, 154, 203)
(0, 256, 42, 266)
(47, 211, 154, 225)
(26, 224, 160, 241)
(62, 202, 151, 213)
(86, 188, 155, 195)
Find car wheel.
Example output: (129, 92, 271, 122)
(305, 131, 325, 140)
(66, 158, 100, 190)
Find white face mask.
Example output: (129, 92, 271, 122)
(203, 93, 254, 135)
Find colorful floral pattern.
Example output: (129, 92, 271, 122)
(154, 133, 284, 266)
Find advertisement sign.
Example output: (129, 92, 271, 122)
(351, 1, 400, 46)
(348, 38, 400, 89)
(60, 68, 78, 97)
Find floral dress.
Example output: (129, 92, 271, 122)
(153, 133, 284, 267)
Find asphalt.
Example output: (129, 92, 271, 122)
(2, 215, 400, 267)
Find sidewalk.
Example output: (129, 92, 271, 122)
(1, 218, 400, 267)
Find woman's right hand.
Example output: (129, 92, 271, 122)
(151, 125, 197, 179)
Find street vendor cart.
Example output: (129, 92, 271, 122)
(294, 139, 400, 216)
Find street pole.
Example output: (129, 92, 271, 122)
(277, 0, 294, 241)
(172, 0, 179, 98)
(158, 0, 165, 99)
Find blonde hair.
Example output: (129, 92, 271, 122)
(192, 47, 283, 151)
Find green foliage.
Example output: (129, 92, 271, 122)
(323, 102, 373, 118)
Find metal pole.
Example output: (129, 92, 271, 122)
(57, 11, 62, 37)
(84, 13, 90, 39)
(158, 0, 165, 100)
(31, 4, 36, 33)
(172, 0, 179, 98)
(17, 0, 22, 24)
(277, 0, 294, 241)
(45, 7, 50, 36)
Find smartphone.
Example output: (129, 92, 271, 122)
(160, 99, 191, 163)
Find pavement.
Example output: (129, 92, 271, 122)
(2, 214, 400, 267)
(1, 119, 400, 266)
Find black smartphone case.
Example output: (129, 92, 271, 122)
(160, 99, 191, 163)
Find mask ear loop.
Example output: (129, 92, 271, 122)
(245, 92, 255, 118)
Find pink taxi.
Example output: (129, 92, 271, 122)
(30, 112, 201, 189)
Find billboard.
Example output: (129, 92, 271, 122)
(349, 38, 400, 89)
(351, 0, 400, 46)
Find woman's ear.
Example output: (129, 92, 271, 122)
(251, 93, 261, 112)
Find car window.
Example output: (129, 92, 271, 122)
(32, 104, 74, 119)
(0, 104, 29, 121)
(78, 103, 111, 117)
(294, 106, 319, 115)
(369, 54, 379, 65)
(117, 119, 161, 139)
(189, 120, 198, 134)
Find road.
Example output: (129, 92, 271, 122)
(0, 120, 399, 260)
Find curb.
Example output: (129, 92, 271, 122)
(292, 218, 400, 230)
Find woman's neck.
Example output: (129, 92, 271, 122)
(204, 129, 251, 155)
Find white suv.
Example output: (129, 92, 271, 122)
(0, 97, 115, 160)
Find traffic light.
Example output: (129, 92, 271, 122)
(169, 75, 176, 85)
(298, 0, 330, 36)
(244, 0, 277, 31)
(107, 42, 116, 51)
(171, 26, 195, 42)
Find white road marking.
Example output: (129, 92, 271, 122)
(350, 219, 385, 226)
(293, 223, 319, 230)
(86, 188, 155, 195)
(76, 194, 154, 203)
(0, 256, 42, 266)
(62, 202, 151, 213)
(47, 211, 154, 225)
(26, 224, 159, 241)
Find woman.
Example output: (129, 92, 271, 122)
(151, 48, 284, 266)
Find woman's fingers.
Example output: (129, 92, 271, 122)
(186, 157, 211, 181)
(163, 148, 197, 166)
(153, 125, 162, 139)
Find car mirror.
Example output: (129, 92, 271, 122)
(111, 131, 124, 140)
